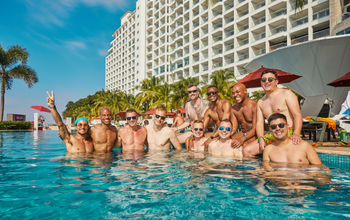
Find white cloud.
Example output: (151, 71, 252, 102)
(98, 49, 108, 57)
(65, 41, 87, 50)
(80, 0, 130, 10)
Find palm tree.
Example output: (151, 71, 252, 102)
(0, 44, 38, 121)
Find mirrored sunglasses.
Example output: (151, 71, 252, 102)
(219, 126, 231, 132)
(126, 116, 137, 120)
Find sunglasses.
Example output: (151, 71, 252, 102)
(261, 77, 276, 83)
(270, 123, 285, 130)
(193, 128, 204, 131)
(188, 90, 198, 94)
(207, 91, 217, 96)
(76, 123, 88, 128)
(219, 126, 231, 132)
(155, 114, 166, 120)
(126, 116, 137, 120)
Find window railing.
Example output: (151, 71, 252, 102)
(225, 44, 234, 51)
(270, 42, 287, 50)
(254, 17, 266, 25)
(271, 25, 286, 34)
(291, 35, 308, 44)
(238, 53, 249, 61)
(271, 9, 287, 18)
(292, 17, 308, 28)
(254, 1, 265, 9)
(313, 9, 329, 20)
(313, 28, 329, 39)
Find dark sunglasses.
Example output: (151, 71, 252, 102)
(219, 126, 231, 132)
(207, 91, 217, 96)
(188, 90, 198, 94)
(270, 123, 285, 130)
(261, 77, 276, 83)
(126, 116, 137, 120)
(193, 128, 203, 131)
(155, 114, 166, 120)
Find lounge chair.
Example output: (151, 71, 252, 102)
(301, 95, 332, 142)
(332, 91, 350, 132)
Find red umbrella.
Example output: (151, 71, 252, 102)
(30, 106, 51, 113)
(328, 72, 350, 87)
(238, 67, 302, 88)
(178, 107, 185, 114)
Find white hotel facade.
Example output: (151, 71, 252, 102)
(105, 0, 331, 94)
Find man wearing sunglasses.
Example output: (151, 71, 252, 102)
(90, 107, 118, 153)
(203, 85, 238, 137)
(175, 84, 210, 143)
(244, 69, 303, 157)
(185, 120, 207, 152)
(46, 91, 93, 153)
(117, 109, 147, 154)
(231, 83, 257, 148)
(263, 113, 321, 165)
(206, 120, 243, 159)
(146, 105, 182, 151)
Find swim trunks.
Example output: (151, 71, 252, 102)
(261, 128, 294, 145)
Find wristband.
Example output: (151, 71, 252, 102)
(243, 132, 247, 140)
(257, 136, 265, 143)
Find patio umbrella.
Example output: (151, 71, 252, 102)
(328, 72, 350, 87)
(178, 107, 185, 114)
(30, 106, 51, 113)
(238, 67, 302, 88)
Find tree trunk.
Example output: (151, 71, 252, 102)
(0, 76, 5, 121)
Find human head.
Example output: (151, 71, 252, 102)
(260, 69, 278, 92)
(100, 107, 112, 125)
(192, 120, 204, 138)
(207, 85, 219, 102)
(268, 113, 288, 140)
(144, 119, 149, 126)
(187, 84, 199, 101)
(74, 117, 89, 135)
(218, 119, 233, 139)
(126, 108, 138, 127)
(176, 110, 182, 117)
(232, 83, 247, 104)
(153, 105, 167, 127)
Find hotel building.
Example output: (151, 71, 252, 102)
(106, 0, 332, 94)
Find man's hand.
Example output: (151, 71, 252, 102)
(46, 91, 55, 108)
(258, 138, 266, 151)
(231, 133, 244, 148)
(290, 134, 301, 145)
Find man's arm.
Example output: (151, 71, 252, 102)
(222, 100, 232, 121)
(203, 109, 211, 130)
(262, 146, 271, 162)
(169, 130, 182, 151)
(46, 91, 71, 144)
(116, 128, 122, 148)
(305, 143, 322, 165)
(246, 100, 257, 140)
(256, 100, 266, 150)
(285, 90, 303, 144)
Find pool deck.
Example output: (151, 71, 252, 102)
(314, 142, 350, 156)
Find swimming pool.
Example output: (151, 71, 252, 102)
(0, 131, 349, 219)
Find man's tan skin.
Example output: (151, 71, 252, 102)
(90, 107, 117, 153)
(206, 120, 243, 159)
(146, 106, 182, 151)
(231, 83, 257, 148)
(117, 109, 147, 154)
(204, 85, 238, 138)
(175, 84, 210, 143)
(244, 69, 303, 157)
(185, 120, 207, 152)
(172, 111, 185, 128)
(46, 91, 93, 153)
(263, 113, 321, 165)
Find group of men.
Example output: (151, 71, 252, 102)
(47, 69, 321, 166)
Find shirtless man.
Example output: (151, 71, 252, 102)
(231, 83, 257, 149)
(117, 109, 147, 153)
(46, 91, 93, 153)
(204, 85, 238, 137)
(171, 110, 185, 128)
(185, 120, 207, 152)
(90, 107, 118, 153)
(206, 120, 243, 159)
(244, 69, 303, 157)
(175, 84, 210, 143)
(146, 106, 182, 151)
(263, 113, 321, 165)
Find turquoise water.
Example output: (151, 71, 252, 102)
(0, 131, 349, 219)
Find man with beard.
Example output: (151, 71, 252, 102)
(230, 83, 257, 150)
(117, 109, 147, 153)
(46, 91, 93, 153)
(146, 106, 182, 151)
(263, 113, 321, 165)
(90, 107, 118, 153)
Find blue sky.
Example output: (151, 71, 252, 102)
(0, 0, 137, 123)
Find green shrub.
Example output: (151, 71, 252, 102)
(0, 121, 32, 130)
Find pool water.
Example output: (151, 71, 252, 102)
(0, 131, 349, 219)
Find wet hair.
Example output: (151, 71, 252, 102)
(187, 84, 198, 89)
(126, 108, 137, 114)
(261, 69, 278, 79)
(220, 119, 232, 127)
(155, 105, 167, 113)
(207, 85, 218, 91)
(100, 107, 111, 115)
(268, 113, 287, 125)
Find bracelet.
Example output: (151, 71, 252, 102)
(257, 136, 265, 143)
(243, 132, 247, 140)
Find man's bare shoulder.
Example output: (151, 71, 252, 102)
(247, 98, 257, 105)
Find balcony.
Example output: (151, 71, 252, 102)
(270, 42, 287, 50)
(238, 53, 249, 61)
(193, 34, 200, 40)
(213, 11, 223, 17)
(313, 28, 329, 39)
(271, 9, 287, 19)
(255, 48, 266, 55)
(254, 32, 266, 41)
(225, 17, 234, 24)
(238, 39, 249, 47)
(291, 35, 308, 44)
(271, 25, 286, 34)
(225, 58, 234, 65)
(213, 49, 223, 56)
(238, 0, 246, 4)
(254, 17, 266, 26)
(213, 36, 223, 42)
(253, 1, 265, 10)
(225, 43, 234, 51)
(214, 24, 223, 30)
(291, 17, 308, 28)
(238, 24, 249, 32)
(225, 30, 235, 38)
(313, 9, 329, 20)
(225, 3, 234, 10)
(238, 10, 249, 17)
